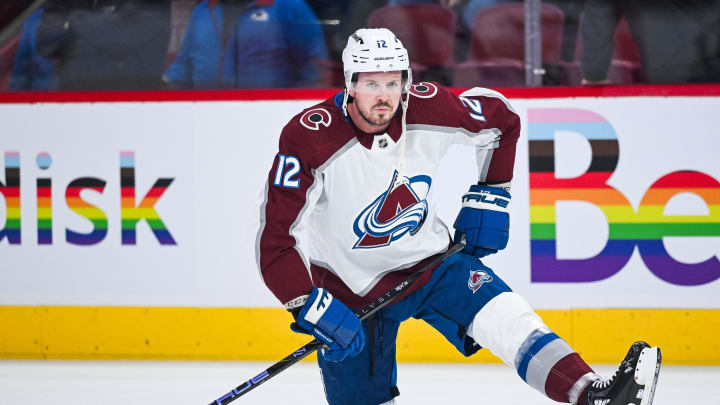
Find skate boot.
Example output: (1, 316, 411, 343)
(583, 341, 661, 405)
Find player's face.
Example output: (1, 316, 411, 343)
(350, 71, 403, 130)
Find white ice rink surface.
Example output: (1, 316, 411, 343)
(1, 360, 718, 404)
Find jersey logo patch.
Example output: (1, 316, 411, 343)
(353, 170, 431, 249)
(250, 10, 269, 22)
(300, 108, 332, 130)
(410, 82, 438, 99)
(468, 270, 493, 293)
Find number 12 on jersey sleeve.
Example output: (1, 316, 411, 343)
(459, 96, 486, 122)
(273, 154, 301, 189)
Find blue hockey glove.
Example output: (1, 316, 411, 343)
(453, 185, 511, 258)
(290, 287, 365, 362)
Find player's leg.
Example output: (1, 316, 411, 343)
(317, 312, 402, 405)
(463, 261, 661, 405)
(466, 285, 596, 403)
(424, 252, 593, 401)
(413, 253, 660, 404)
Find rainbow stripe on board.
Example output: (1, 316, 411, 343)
(120, 152, 176, 245)
(37, 178, 52, 244)
(528, 108, 720, 286)
(0, 152, 21, 244)
(65, 177, 108, 245)
(636, 172, 720, 285)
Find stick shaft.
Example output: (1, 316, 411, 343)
(209, 243, 464, 404)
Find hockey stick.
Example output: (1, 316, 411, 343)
(208, 242, 465, 405)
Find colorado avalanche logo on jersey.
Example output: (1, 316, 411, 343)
(410, 82, 438, 98)
(353, 171, 431, 249)
(300, 108, 332, 131)
(468, 270, 493, 293)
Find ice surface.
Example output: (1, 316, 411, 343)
(0, 360, 717, 404)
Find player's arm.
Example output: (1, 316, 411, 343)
(449, 87, 521, 258)
(257, 123, 364, 362)
(257, 125, 316, 306)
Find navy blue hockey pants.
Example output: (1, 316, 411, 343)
(317, 252, 512, 405)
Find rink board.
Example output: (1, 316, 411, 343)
(1, 306, 718, 365)
(0, 85, 718, 363)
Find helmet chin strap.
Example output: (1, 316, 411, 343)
(342, 88, 350, 117)
(394, 92, 410, 188)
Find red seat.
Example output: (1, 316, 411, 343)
(453, 2, 566, 88)
(367, 4, 456, 83)
(606, 17, 643, 83)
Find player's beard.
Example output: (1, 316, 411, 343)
(358, 101, 395, 128)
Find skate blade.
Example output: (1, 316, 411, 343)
(636, 346, 662, 405)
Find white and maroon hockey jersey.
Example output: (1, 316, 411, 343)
(256, 82, 520, 309)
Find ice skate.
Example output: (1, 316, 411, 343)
(583, 341, 661, 405)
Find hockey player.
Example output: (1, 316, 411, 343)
(256, 28, 661, 405)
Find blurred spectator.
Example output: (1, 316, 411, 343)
(37, 0, 171, 91)
(223, 0, 327, 88)
(544, 0, 585, 63)
(163, 0, 241, 89)
(165, 0, 328, 89)
(10, 7, 56, 91)
(582, 0, 720, 84)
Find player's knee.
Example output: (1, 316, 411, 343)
(467, 291, 547, 365)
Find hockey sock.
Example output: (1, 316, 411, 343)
(547, 354, 595, 404)
(514, 329, 595, 403)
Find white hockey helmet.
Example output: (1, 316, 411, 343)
(341, 28, 413, 94)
